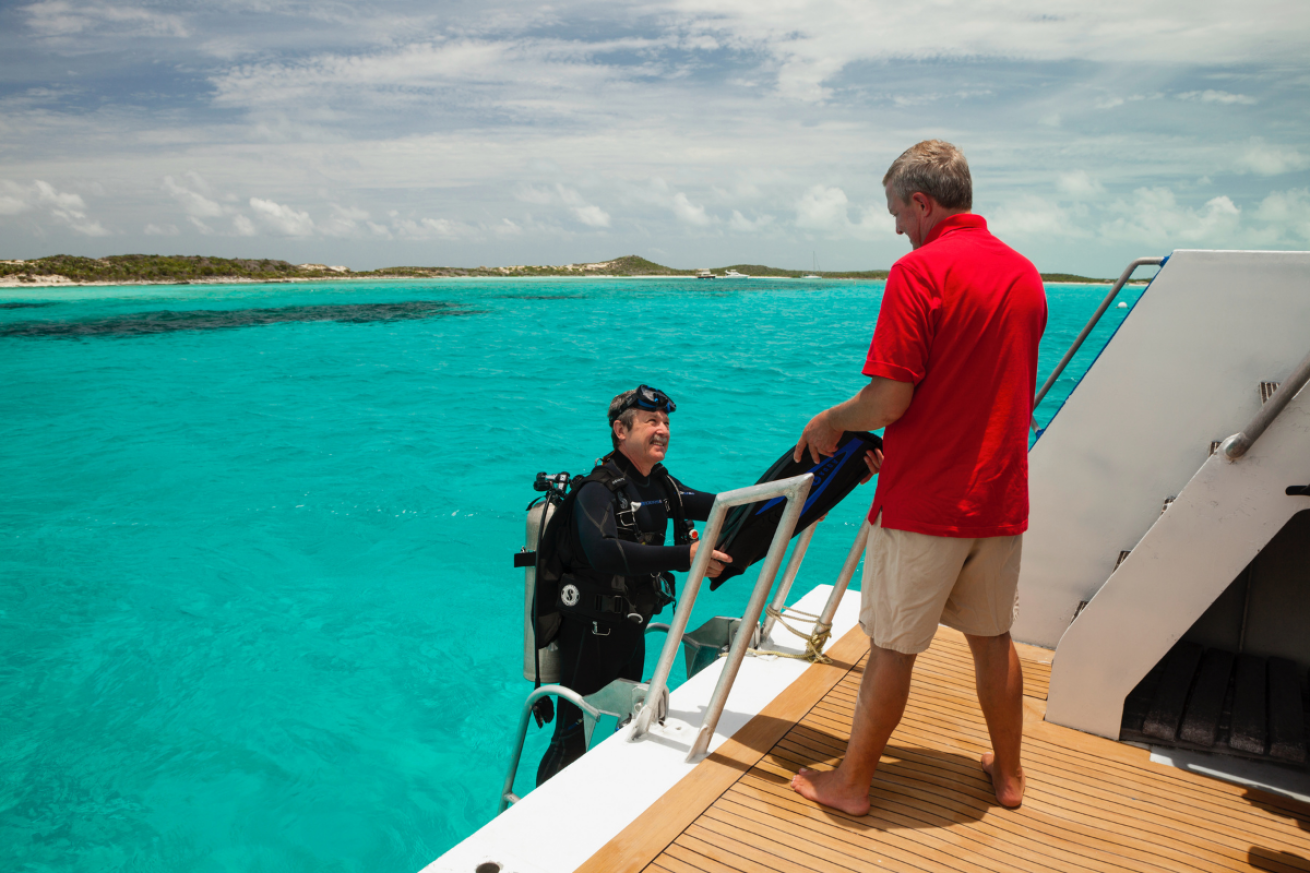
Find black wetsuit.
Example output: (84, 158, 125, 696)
(536, 452, 715, 785)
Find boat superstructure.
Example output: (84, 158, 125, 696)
(429, 249, 1310, 873)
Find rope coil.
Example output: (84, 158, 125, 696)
(718, 605, 833, 664)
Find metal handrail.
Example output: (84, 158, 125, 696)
(760, 523, 817, 639)
(498, 678, 652, 813)
(1220, 344, 1310, 461)
(1031, 256, 1165, 431)
(631, 472, 814, 760)
(498, 685, 600, 813)
(807, 518, 872, 644)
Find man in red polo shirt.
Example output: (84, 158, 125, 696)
(790, 140, 1047, 813)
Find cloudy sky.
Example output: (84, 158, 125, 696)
(1, 0, 1308, 274)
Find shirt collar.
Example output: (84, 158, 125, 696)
(924, 213, 986, 247)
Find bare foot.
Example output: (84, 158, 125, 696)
(981, 752, 1025, 808)
(790, 766, 871, 816)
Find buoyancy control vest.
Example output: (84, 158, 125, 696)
(534, 455, 691, 638)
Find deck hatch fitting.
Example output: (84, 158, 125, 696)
(1260, 381, 1281, 404)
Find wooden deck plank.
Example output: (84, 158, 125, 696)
(578, 624, 1310, 873)
(575, 626, 873, 873)
(809, 688, 1310, 851)
(809, 687, 1310, 849)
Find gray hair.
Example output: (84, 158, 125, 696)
(608, 390, 639, 448)
(882, 140, 972, 210)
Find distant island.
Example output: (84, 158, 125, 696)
(0, 254, 1123, 287)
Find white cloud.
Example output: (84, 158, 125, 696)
(189, 216, 213, 234)
(232, 214, 256, 236)
(570, 204, 611, 228)
(1236, 138, 1308, 176)
(0, 194, 30, 215)
(729, 210, 774, 232)
(514, 184, 611, 228)
(790, 184, 896, 240)
(1057, 171, 1105, 199)
(1099, 188, 1241, 245)
(556, 186, 611, 228)
(516, 186, 556, 206)
(795, 185, 850, 231)
(144, 222, 178, 236)
(670, 192, 711, 226)
(163, 175, 225, 218)
(249, 197, 315, 236)
(319, 203, 369, 237)
(1177, 90, 1256, 105)
(24, 1, 188, 38)
(1, 179, 109, 235)
(1254, 188, 1310, 241)
(392, 216, 472, 241)
(991, 195, 1091, 240)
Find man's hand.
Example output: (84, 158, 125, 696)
(794, 408, 842, 464)
(860, 448, 884, 484)
(689, 539, 732, 578)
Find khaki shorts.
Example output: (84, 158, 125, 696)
(859, 513, 1022, 654)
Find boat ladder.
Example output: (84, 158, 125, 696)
(498, 471, 874, 812)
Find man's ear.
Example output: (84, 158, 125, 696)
(911, 191, 932, 215)
(612, 420, 626, 444)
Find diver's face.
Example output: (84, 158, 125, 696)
(615, 410, 670, 472)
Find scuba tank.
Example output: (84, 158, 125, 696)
(517, 472, 570, 684)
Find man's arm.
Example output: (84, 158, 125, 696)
(574, 483, 731, 577)
(794, 376, 914, 464)
(672, 484, 716, 522)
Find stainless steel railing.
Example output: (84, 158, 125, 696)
(1031, 256, 1165, 431)
(498, 680, 651, 813)
(1220, 344, 1310, 461)
(631, 472, 814, 760)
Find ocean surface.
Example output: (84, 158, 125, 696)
(0, 276, 1143, 872)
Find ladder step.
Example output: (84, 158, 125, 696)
(1179, 649, 1235, 747)
(1229, 654, 1268, 755)
(1267, 657, 1307, 764)
(1143, 641, 1204, 741)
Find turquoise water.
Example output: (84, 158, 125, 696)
(0, 277, 1142, 872)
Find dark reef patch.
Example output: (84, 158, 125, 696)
(0, 302, 55, 310)
(0, 300, 480, 338)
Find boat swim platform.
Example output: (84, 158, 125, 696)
(578, 626, 1310, 873)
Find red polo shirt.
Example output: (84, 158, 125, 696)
(864, 214, 1047, 537)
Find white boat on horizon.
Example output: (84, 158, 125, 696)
(722, 269, 749, 278)
(431, 249, 1310, 873)
(696, 269, 716, 279)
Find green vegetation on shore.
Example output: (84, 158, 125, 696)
(1, 253, 1125, 285)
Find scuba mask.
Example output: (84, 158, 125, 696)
(615, 384, 677, 417)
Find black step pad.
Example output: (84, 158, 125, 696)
(1230, 654, 1268, 756)
(1144, 641, 1204, 742)
(1267, 658, 1306, 764)
(1179, 650, 1236, 747)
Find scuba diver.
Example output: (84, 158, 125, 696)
(535, 385, 731, 785)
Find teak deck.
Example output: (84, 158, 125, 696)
(579, 626, 1310, 873)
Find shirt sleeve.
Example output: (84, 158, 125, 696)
(573, 482, 693, 575)
(863, 261, 936, 385)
